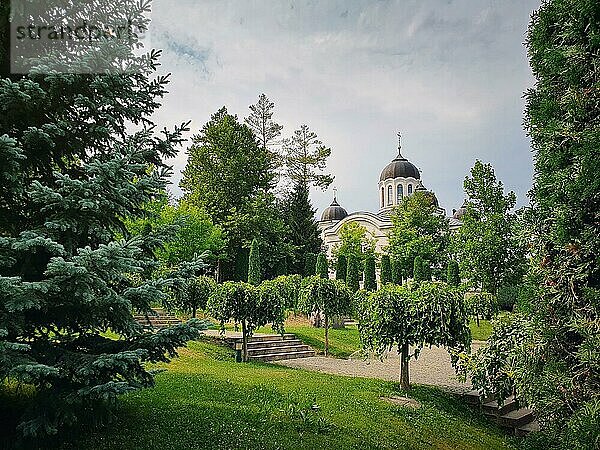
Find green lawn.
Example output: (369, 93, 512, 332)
(469, 319, 493, 341)
(54, 339, 516, 450)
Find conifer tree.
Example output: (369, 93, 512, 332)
(248, 239, 262, 286)
(304, 252, 317, 276)
(380, 255, 392, 285)
(347, 255, 360, 293)
(316, 253, 329, 279)
(391, 258, 403, 285)
(336, 254, 347, 281)
(364, 254, 377, 291)
(0, 1, 202, 437)
(447, 260, 460, 287)
(413, 256, 426, 282)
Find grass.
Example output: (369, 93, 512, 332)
(469, 319, 493, 341)
(57, 339, 517, 450)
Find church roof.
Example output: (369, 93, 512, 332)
(321, 196, 348, 222)
(379, 138, 420, 181)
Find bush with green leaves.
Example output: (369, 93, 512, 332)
(335, 255, 347, 281)
(304, 253, 317, 276)
(391, 258, 402, 285)
(299, 276, 352, 355)
(357, 281, 470, 389)
(413, 256, 426, 282)
(176, 275, 217, 318)
(269, 274, 303, 311)
(207, 281, 284, 361)
(364, 254, 376, 291)
(346, 255, 360, 293)
(447, 260, 460, 287)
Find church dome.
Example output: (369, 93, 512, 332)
(415, 181, 439, 207)
(453, 203, 467, 220)
(321, 197, 348, 222)
(379, 136, 420, 181)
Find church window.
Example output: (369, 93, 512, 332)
(397, 184, 403, 202)
(408, 184, 413, 195)
(387, 185, 393, 205)
(381, 187, 384, 207)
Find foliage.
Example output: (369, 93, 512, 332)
(413, 256, 426, 282)
(357, 282, 471, 389)
(332, 222, 375, 264)
(280, 183, 322, 274)
(447, 260, 460, 287)
(0, 1, 206, 439)
(180, 107, 287, 280)
(304, 252, 317, 277)
(465, 292, 497, 327)
(391, 257, 403, 285)
(456, 314, 532, 404)
(380, 255, 392, 285)
(335, 254, 347, 281)
(388, 192, 450, 280)
(176, 275, 217, 318)
(268, 275, 303, 310)
(299, 277, 352, 355)
(207, 281, 284, 361)
(451, 161, 525, 295)
(346, 255, 361, 293)
(248, 239, 262, 286)
(244, 93, 283, 155)
(316, 253, 329, 279)
(364, 254, 376, 291)
(496, 284, 519, 312)
(281, 124, 334, 190)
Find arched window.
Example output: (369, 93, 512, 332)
(408, 184, 413, 195)
(381, 187, 384, 207)
(387, 185, 393, 205)
(397, 184, 403, 202)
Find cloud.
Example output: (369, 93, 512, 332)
(149, 0, 539, 215)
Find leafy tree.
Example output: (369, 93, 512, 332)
(380, 255, 392, 285)
(304, 252, 317, 276)
(336, 254, 347, 281)
(452, 161, 525, 295)
(180, 107, 286, 280)
(520, 0, 600, 443)
(0, 1, 203, 438)
(388, 192, 450, 280)
(208, 281, 284, 362)
(391, 257, 403, 285)
(447, 260, 460, 287)
(282, 124, 334, 190)
(346, 255, 361, 293)
(333, 222, 375, 264)
(316, 253, 329, 279)
(280, 183, 322, 274)
(299, 277, 352, 355)
(248, 239, 262, 286)
(364, 254, 376, 291)
(358, 282, 470, 389)
(413, 256, 426, 282)
(466, 292, 497, 327)
(177, 275, 217, 318)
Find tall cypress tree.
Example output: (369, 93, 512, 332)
(413, 256, 426, 282)
(316, 253, 329, 279)
(380, 255, 392, 285)
(0, 0, 201, 437)
(391, 257, 403, 285)
(336, 254, 347, 281)
(447, 260, 460, 286)
(281, 183, 322, 274)
(347, 255, 360, 292)
(304, 252, 317, 276)
(247, 239, 262, 286)
(364, 254, 377, 291)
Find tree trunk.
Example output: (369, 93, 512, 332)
(324, 314, 329, 356)
(241, 320, 248, 362)
(192, 306, 197, 318)
(400, 343, 410, 390)
(476, 314, 480, 327)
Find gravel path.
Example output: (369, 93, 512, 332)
(275, 343, 484, 393)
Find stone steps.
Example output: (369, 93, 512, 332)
(223, 333, 315, 362)
(133, 308, 182, 329)
(463, 390, 539, 436)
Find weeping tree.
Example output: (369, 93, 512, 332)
(466, 292, 497, 327)
(299, 277, 352, 356)
(357, 282, 470, 389)
(177, 275, 217, 318)
(208, 281, 284, 362)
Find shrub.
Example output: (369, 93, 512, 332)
(364, 254, 376, 291)
(380, 255, 392, 285)
(316, 253, 329, 279)
(336, 255, 347, 281)
(346, 255, 360, 293)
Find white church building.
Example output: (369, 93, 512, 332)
(318, 134, 464, 258)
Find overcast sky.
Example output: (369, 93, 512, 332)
(148, 0, 540, 217)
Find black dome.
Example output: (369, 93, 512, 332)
(415, 181, 439, 207)
(453, 202, 467, 220)
(380, 152, 420, 181)
(321, 198, 348, 221)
